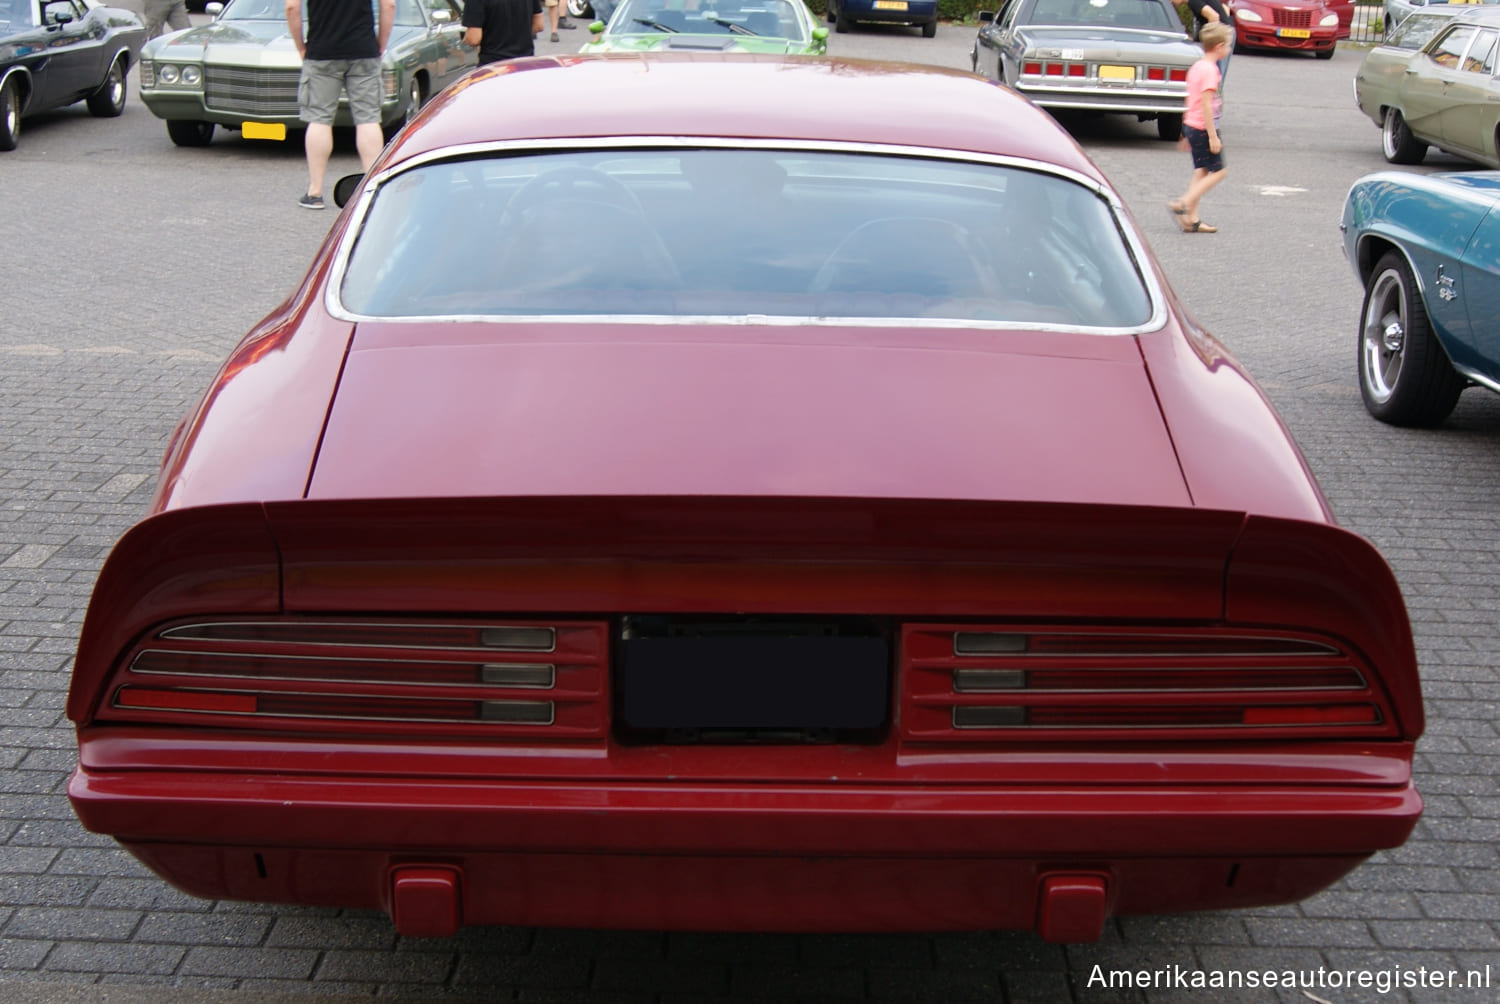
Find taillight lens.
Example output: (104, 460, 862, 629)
(901, 625, 1397, 743)
(98, 618, 608, 739)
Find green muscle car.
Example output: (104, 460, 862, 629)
(138, 0, 475, 147)
(582, 0, 828, 54)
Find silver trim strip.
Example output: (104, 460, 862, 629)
(131, 649, 561, 690)
(158, 621, 560, 653)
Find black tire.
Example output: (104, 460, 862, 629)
(826, 0, 834, 22)
(166, 119, 215, 147)
(1381, 107, 1427, 164)
(1316, 45, 1334, 60)
(1358, 250, 1465, 426)
(834, 0, 852, 32)
(1156, 112, 1182, 142)
(566, 0, 591, 16)
(86, 55, 128, 117)
(922, 18, 936, 37)
(0, 77, 19, 152)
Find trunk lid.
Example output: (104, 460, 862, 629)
(307, 323, 1189, 507)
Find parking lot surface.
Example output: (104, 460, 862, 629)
(4, 17, 1500, 1003)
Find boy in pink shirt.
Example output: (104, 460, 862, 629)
(1170, 23, 1232, 234)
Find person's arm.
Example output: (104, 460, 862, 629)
(377, 0, 395, 53)
(533, 0, 544, 36)
(1201, 87, 1220, 153)
(463, 25, 483, 46)
(286, 0, 305, 58)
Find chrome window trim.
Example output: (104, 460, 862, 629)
(325, 136, 1167, 336)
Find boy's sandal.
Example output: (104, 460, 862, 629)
(1181, 219, 1217, 234)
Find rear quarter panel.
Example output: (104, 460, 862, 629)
(1344, 172, 1497, 376)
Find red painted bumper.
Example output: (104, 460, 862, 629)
(1234, 26, 1337, 53)
(71, 759, 1420, 938)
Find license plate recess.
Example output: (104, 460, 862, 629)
(619, 628, 889, 741)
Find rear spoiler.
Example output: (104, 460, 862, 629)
(68, 496, 1421, 737)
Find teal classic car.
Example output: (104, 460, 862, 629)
(138, 0, 475, 147)
(1354, 6, 1500, 167)
(1342, 170, 1500, 425)
(583, 0, 828, 53)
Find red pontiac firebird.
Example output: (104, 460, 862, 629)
(67, 54, 1422, 943)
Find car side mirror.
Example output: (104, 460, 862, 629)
(431, 8, 452, 21)
(43, 2, 74, 26)
(812, 26, 828, 40)
(333, 173, 364, 209)
(590, 20, 605, 33)
(205, 1, 223, 13)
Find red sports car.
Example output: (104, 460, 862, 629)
(67, 54, 1421, 943)
(1228, 0, 1347, 57)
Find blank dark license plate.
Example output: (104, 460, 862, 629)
(619, 635, 890, 730)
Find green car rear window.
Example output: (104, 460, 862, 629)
(339, 149, 1154, 328)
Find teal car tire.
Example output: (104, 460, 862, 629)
(1358, 251, 1465, 427)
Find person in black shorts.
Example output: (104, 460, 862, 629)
(463, 0, 544, 65)
(286, 0, 394, 209)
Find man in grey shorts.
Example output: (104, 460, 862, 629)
(285, 0, 394, 209)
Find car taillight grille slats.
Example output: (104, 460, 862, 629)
(101, 619, 608, 739)
(901, 625, 1397, 743)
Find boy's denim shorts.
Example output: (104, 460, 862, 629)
(1183, 124, 1224, 173)
(298, 58, 383, 126)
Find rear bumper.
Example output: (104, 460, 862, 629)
(1020, 85, 1186, 116)
(71, 764, 1420, 937)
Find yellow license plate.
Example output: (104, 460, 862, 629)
(1098, 64, 1135, 81)
(873, 0, 908, 8)
(1277, 28, 1311, 38)
(242, 121, 287, 141)
(1451, 0, 1483, 5)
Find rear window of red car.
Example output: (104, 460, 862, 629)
(338, 148, 1154, 329)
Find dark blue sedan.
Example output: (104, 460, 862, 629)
(1342, 170, 1500, 425)
(826, 0, 938, 36)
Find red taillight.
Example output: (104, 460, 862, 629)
(1023, 61, 1043, 75)
(1146, 67, 1165, 82)
(1169, 68, 1189, 82)
(99, 619, 608, 738)
(1044, 63, 1064, 76)
(116, 688, 258, 714)
(902, 625, 1398, 743)
(1067, 63, 1086, 78)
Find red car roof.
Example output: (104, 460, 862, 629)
(382, 53, 1107, 183)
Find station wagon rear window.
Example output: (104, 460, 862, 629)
(338, 149, 1153, 328)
